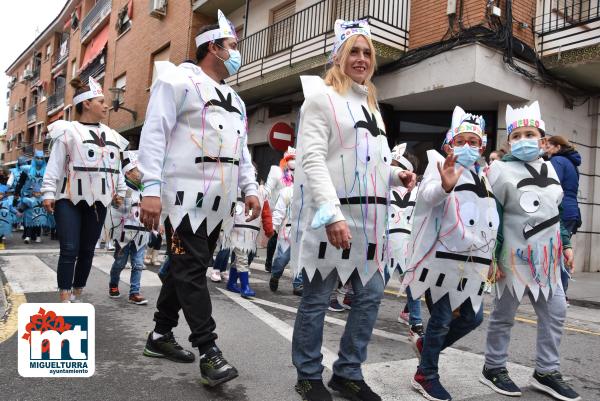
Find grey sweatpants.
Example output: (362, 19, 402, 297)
(484, 285, 567, 373)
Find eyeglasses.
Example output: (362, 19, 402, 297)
(452, 138, 481, 148)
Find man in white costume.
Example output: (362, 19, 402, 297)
(137, 10, 260, 388)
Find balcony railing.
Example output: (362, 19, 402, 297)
(47, 86, 65, 114)
(54, 37, 70, 67)
(233, 0, 409, 84)
(22, 144, 34, 158)
(79, 50, 106, 84)
(535, 0, 600, 57)
(81, 0, 111, 41)
(27, 105, 37, 124)
(32, 67, 40, 82)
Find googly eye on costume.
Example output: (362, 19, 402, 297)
(378, 136, 391, 165)
(486, 207, 500, 230)
(519, 191, 541, 213)
(356, 133, 371, 164)
(85, 145, 99, 162)
(460, 202, 479, 227)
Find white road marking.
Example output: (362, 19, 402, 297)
(218, 288, 338, 370)
(0, 255, 57, 293)
(92, 254, 163, 287)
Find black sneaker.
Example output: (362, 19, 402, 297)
(328, 375, 381, 401)
(295, 379, 332, 401)
(409, 324, 424, 338)
(530, 370, 581, 401)
(143, 331, 195, 363)
(199, 346, 238, 387)
(328, 299, 345, 312)
(270, 276, 279, 292)
(293, 286, 303, 296)
(479, 366, 522, 396)
(109, 287, 120, 298)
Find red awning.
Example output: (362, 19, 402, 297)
(48, 111, 64, 123)
(79, 23, 109, 72)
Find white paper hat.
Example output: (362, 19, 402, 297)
(284, 146, 296, 159)
(121, 150, 138, 174)
(506, 101, 546, 136)
(391, 143, 414, 172)
(331, 19, 371, 59)
(195, 10, 237, 47)
(445, 106, 486, 146)
(73, 76, 104, 106)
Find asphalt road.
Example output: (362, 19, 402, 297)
(1, 239, 599, 401)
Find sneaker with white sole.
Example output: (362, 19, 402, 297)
(479, 366, 522, 396)
(530, 370, 581, 401)
(210, 270, 222, 282)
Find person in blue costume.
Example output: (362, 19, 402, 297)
(17, 183, 48, 244)
(0, 184, 17, 243)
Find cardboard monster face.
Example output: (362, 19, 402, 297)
(436, 171, 498, 266)
(77, 130, 121, 174)
(355, 106, 391, 167)
(0, 206, 11, 226)
(196, 87, 245, 166)
(515, 163, 561, 240)
(389, 188, 415, 236)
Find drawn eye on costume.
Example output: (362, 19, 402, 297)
(487, 208, 499, 230)
(108, 150, 117, 161)
(85, 144, 99, 162)
(207, 112, 227, 132)
(235, 203, 244, 215)
(519, 191, 541, 213)
(356, 133, 371, 164)
(378, 136, 391, 164)
(460, 202, 479, 227)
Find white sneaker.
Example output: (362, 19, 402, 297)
(35, 237, 42, 243)
(221, 271, 229, 281)
(24, 237, 31, 244)
(95, 242, 101, 249)
(107, 244, 115, 251)
(210, 270, 222, 282)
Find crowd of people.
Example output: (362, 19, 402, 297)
(1, 9, 584, 401)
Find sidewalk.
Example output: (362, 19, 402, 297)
(251, 247, 600, 309)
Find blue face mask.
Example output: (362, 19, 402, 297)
(453, 144, 480, 167)
(511, 138, 540, 161)
(221, 49, 241, 75)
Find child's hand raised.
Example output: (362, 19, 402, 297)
(437, 155, 464, 193)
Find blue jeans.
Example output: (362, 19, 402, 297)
(109, 242, 145, 295)
(213, 248, 232, 272)
(271, 244, 302, 289)
(420, 292, 483, 379)
(292, 270, 385, 380)
(55, 199, 107, 290)
(406, 287, 423, 325)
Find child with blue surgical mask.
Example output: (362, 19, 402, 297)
(480, 101, 580, 401)
(404, 106, 499, 401)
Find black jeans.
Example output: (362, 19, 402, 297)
(55, 199, 107, 290)
(148, 232, 162, 250)
(25, 226, 41, 240)
(153, 216, 221, 353)
(265, 232, 278, 269)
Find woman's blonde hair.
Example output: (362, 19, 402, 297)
(324, 34, 378, 112)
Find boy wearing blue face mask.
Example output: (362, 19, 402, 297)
(481, 101, 580, 401)
(404, 106, 499, 401)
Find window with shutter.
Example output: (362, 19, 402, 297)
(270, 1, 296, 55)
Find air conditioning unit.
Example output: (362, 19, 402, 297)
(23, 69, 33, 80)
(13, 104, 21, 113)
(149, 0, 167, 18)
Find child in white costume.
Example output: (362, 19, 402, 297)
(290, 19, 415, 401)
(108, 151, 150, 305)
(388, 144, 423, 338)
(263, 147, 295, 272)
(42, 77, 128, 303)
(137, 10, 259, 387)
(403, 106, 498, 401)
(481, 102, 580, 401)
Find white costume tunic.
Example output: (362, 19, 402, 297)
(291, 76, 405, 285)
(41, 121, 128, 206)
(488, 158, 564, 301)
(387, 184, 417, 273)
(403, 151, 498, 312)
(108, 181, 149, 250)
(138, 62, 258, 234)
(222, 188, 266, 255)
(272, 185, 294, 252)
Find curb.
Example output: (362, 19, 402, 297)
(569, 298, 600, 310)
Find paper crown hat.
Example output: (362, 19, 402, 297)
(506, 101, 546, 136)
(73, 77, 104, 106)
(331, 19, 371, 59)
(391, 143, 414, 172)
(121, 150, 138, 174)
(284, 146, 296, 159)
(444, 106, 486, 146)
(195, 10, 237, 48)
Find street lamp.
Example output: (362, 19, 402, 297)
(108, 87, 137, 123)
